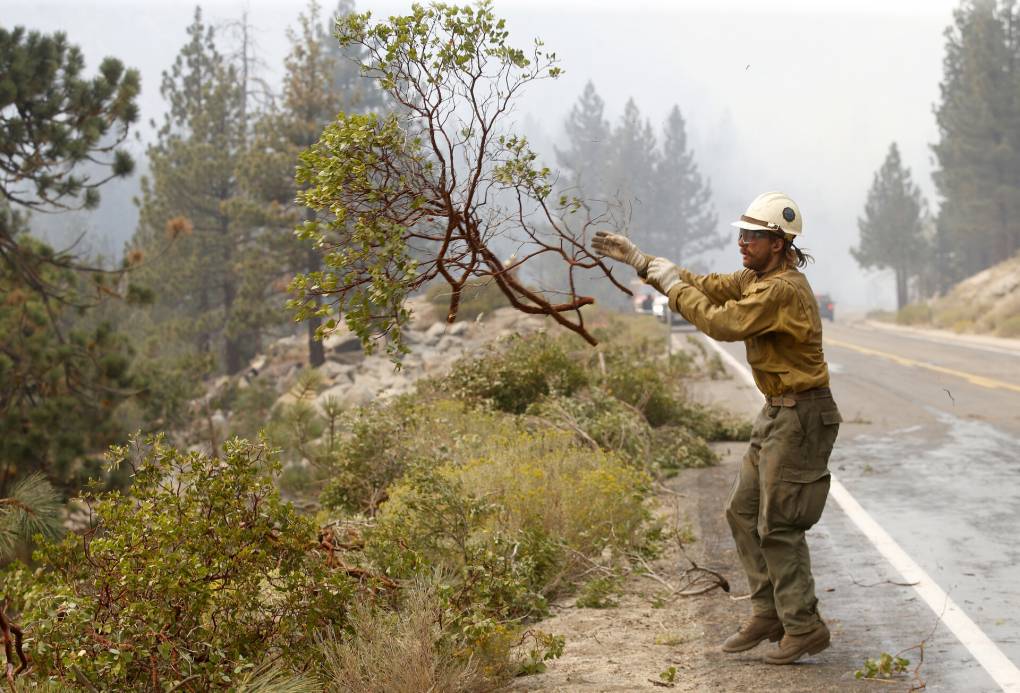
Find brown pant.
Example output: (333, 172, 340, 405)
(725, 395, 841, 635)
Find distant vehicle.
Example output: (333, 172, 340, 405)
(631, 283, 656, 315)
(653, 294, 689, 326)
(633, 289, 655, 315)
(816, 293, 835, 321)
(632, 281, 688, 326)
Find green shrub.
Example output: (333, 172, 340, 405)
(597, 348, 694, 428)
(677, 404, 753, 442)
(574, 576, 622, 609)
(526, 388, 651, 465)
(319, 398, 515, 514)
(437, 332, 588, 414)
(11, 435, 353, 691)
(228, 378, 279, 440)
(585, 307, 669, 354)
(931, 303, 973, 331)
(425, 278, 509, 323)
(365, 428, 650, 620)
(650, 425, 718, 473)
(279, 462, 315, 496)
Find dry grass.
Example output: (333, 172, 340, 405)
(319, 582, 498, 693)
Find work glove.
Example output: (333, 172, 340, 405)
(645, 257, 684, 295)
(591, 231, 653, 275)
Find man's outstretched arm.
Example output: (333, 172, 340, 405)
(663, 274, 789, 342)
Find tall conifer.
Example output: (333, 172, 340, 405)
(649, 106, 720, 260)
(853, 143, 928, 309)
(933, 0, 1020, 280)
(132, 8, 255, 374)
(239, 0, 380, 367)
(555, 81, 611, 200)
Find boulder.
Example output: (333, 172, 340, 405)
(423, 321, 446, 346)
(316, 360, 353, 384)
(344, 379, 380, 407)
(324, 330, 362, 354)
(435, 334, 462, 354)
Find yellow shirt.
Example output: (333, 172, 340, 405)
(666, 265, 829, 397)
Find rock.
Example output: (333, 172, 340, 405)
(448, 321, 469, 337)
(249, 354, 267, 373)
(331, 348, 366, 366)
(324, 330, 362, 354)
(435, 335, 462, 354)
(423, 321, 446, 346)
(344, 379, 380, 407)
(316, 360, 353, 384)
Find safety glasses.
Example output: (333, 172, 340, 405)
(737, 228, 782, 243)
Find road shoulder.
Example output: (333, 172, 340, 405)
(505, 335, 913, 692)
(860, 319, 1020, 355)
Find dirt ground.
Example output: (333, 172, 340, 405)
(505, 352, 900, 693)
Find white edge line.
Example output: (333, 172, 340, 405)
(700, 336, 1020, 693)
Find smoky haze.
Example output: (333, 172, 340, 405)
(5, 0, 958, 312)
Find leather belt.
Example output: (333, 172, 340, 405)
(766, 386, 831, 407)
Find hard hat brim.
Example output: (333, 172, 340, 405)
(730, 220, 776, 233)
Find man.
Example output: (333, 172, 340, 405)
(592, 191, 841, 665)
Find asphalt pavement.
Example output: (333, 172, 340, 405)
(681, 318, 1020, 692)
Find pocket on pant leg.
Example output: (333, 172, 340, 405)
(766, 475, 831, 532)
(781, 403, 841, 483)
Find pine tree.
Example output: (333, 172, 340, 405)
(0, 25, 139, 295)
(238, 0, 381, 367)
(932, 0, 1020, 281)
(132, 8, 256, 375)
(555, 81, 611, 200)
(609, 98, 658, 241)
(852, 143, 929, 310)
(648, 105, 721, 260)
(0, 27, 142, 496)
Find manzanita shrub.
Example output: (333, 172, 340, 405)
(8, 435, 353, 690)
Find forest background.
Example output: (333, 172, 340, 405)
(3, 0, 1020, 689)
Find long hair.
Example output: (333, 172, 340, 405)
(784, 237, 813, 269)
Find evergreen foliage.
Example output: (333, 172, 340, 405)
(933, 0, 1020, 284)
(853, 143, 929, 310)
(131, 8, 263, 375)
(0, 26, 139, 216)
(650, 106, 719, 259)
(0, 472, 62, 559)
(555, 80, 611, 201)
(0, 189, 140, 499)
(0, 27, 150, 499)
(239, 0, 381, 368)
(557, 83, 721, 266)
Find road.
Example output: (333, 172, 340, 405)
(685, 319, 1020, 692)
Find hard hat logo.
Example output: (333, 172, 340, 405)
(731, 192, 804, 238)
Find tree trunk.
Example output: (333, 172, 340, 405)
(895, 267, 909, 310)
(305, 209, 325, 368)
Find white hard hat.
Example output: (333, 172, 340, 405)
(730, 192, 803, 238)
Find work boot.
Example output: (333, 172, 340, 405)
(721, 614, 784, 653)
(763, 622, 830, 665)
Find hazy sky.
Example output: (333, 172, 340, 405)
(5, 0, 964, 310)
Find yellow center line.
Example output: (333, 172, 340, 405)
(826, 337, 1020, 394)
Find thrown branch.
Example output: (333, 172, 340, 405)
(289, 3, 630, 359)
